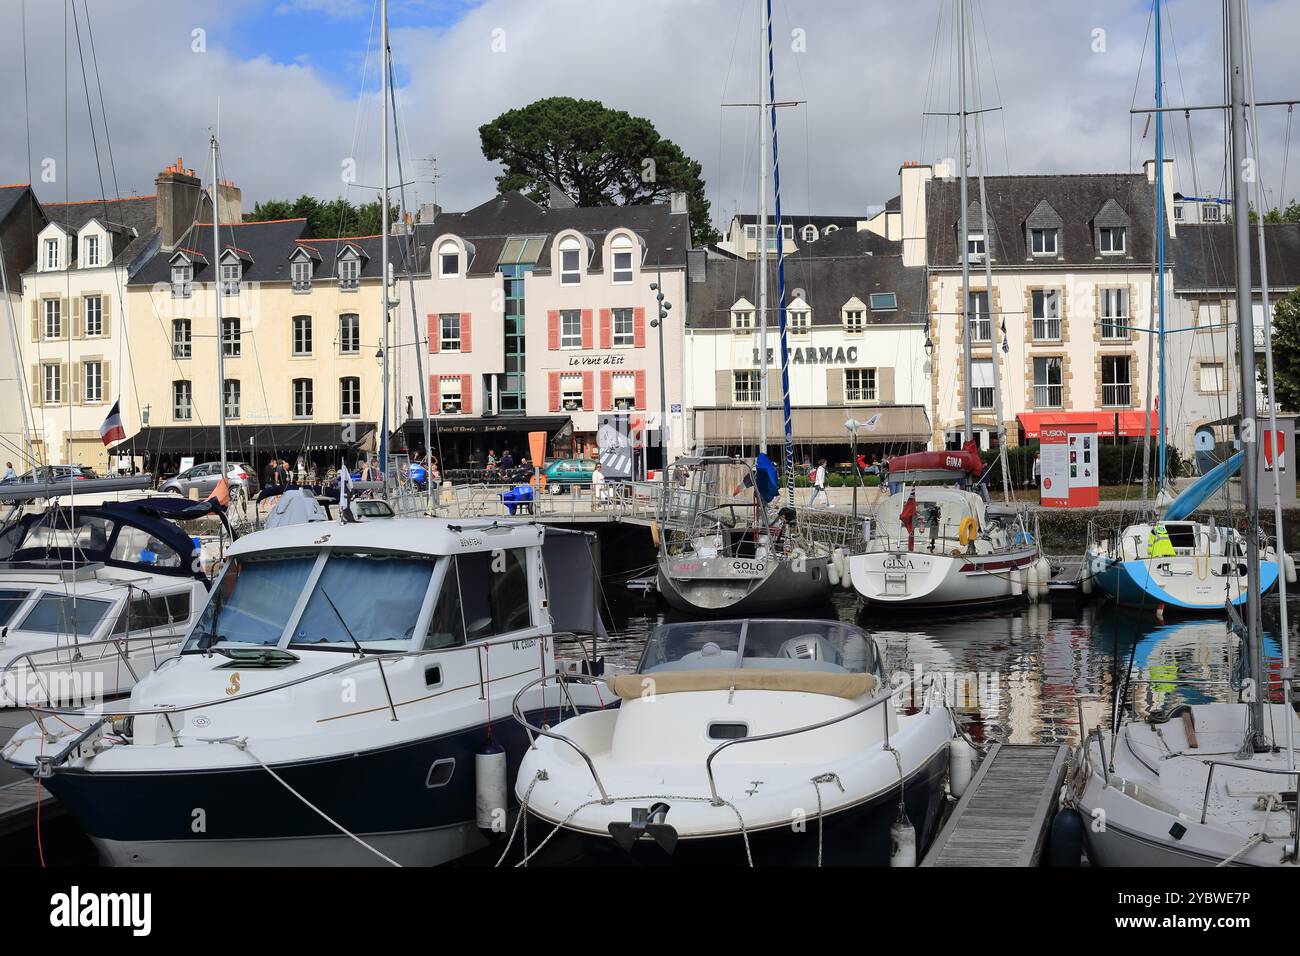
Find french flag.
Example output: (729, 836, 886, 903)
(99, 399, 126, 447)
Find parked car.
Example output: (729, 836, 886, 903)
(160, 462, 259, 499)
(1, 464, 98, 484)
(542, 458, 598, 492)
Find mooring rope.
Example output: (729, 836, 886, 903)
(810, 771, 845, 868)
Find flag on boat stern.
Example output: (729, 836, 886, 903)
(99, 399, 126, 446)
(900, 489, 918, 534)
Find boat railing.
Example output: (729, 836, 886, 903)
(1198, 760, 1299, 830)
(510, 670, 612, 803)
(2, 632, 183, 706)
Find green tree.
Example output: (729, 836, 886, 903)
(479, 97, 719, 245)
(1262, 286, 1300, 410)
(244, 194, 395, 236)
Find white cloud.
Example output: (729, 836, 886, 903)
(3, 0, 1296, 233)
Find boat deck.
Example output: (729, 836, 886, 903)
(921, 743, 1070, 866)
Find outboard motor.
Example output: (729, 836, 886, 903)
(608, 803, 678, 855)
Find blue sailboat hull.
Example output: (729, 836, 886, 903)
(1094, 556, 1278, 611)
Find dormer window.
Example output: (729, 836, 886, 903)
(823, 224, 839, 235)
(83, 235, 101, 268)
(1030, 228, 1057, 256)
(801, 225, 818, 242)
(966, 235, 986, 262)
(171, 262, 193, 298)
(610, 235, 634, 284)
(1099, 226, 1126, 254)
(559, 237, 582, 285)
(438, 241, 459, 278)
(44, 238, 60, 271)
(220, 260, 241, 296)
(291, 258, 312, 292)
(731, 299, 755, 333)
(339, 256, 360, 290)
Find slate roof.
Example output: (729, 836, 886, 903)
(28, 194, 158, 269)
(688, 252, 925, 330)
(410, 191, 690, 277)
(925, 172, 1158, 267)
(0, 185, 37, 227)
(735, 213, 862, 230)
(1170, 223, 1300, 292)
(795, 224, 900, 257)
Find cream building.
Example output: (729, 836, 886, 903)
(0, 184, 44, 470)
(402, 192, 690, 474)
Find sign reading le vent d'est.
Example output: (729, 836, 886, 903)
(751, 345, 860, 367)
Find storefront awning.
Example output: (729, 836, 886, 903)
(120, 422, 376, 455)
(1017, 410, 1158, 440)
(693, 405, 931, 445)
(402, 415, 572, 437)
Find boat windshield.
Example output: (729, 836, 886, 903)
(185, 551, 438, 652)
(0, 589, 29, 627)
(638, 619, 878, 676)
(16, 594, 113, 637)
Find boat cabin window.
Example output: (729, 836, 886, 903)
(639, 620, 879, 677)
(111, 590, 192, 635)
(17, 594, 113, 637)
(1164, 524, 1198, 551)
(110, 525, 185, 568)
(426, 549, 532, 646)
(291, 553, 435, 650)
(0, 589, 30, 626)
(187, 555, 317, 649)
(18, 515, 114, 554)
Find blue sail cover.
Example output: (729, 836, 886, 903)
(1163, 451, 1243, 521)
(754, 453, 779, 504)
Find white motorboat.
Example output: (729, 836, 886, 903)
(3, 516, 608, 866)
(0, 497, 219, 708)
(510, 618, 954, 866)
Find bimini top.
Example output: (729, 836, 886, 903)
(227, 515, 546, 560)
(0, 499, 219, 579)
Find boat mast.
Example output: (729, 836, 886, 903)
(380, 0, 391, 485)
(1242, 0, 1295, 773)
(957, 0, 974, 446)
(756, 0, 768, 461)
(210, 134, 228, 484)
(1226, 0, 1266, 752)
(1155, 0, 1168, 497)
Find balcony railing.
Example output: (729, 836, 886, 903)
(1102, 383, 1132, 407)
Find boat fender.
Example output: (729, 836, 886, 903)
(828, 562, 841, 587)
(475, 739, 508, 831)
(1026, 561, 1040, 602)
(958, 516, 979, 547)
(1046, 808, 1085, 867)
(832, 547, 847, 579)
(949, 738, 976, 798)
(889, 808, 917, 867)
(1285, 552, 1297, 585)
(1010, 567, 1023, 598)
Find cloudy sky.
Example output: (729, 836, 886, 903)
(4, 0, 1297, 232)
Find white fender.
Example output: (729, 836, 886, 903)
(1286, 552, 1297, 585)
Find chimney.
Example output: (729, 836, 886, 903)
(155, 157, 206, 251)
(417, 202, 441, 224)
(548, 182, 576, 209)
(217, 178, 243, 223)
(670, 191, 688, 215)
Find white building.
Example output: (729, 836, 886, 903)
(0, 185, 44, 470)
(401, 191, 690, 474)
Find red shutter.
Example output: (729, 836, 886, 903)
(460, 374, 472, 415)
(601, 371, 614, 411)
(548, 373, 561, 412)
(581, 309, 594, 349)
(427, 313, 439, 353)
(429, 374, 439, 414)
(599, 308, 612, 349)
(460, 313, 472, 352)
(547, 310, 560, 350)
(582, 372, 594, 410)
(633, 307, 647, 348)
(634, 370, 647, 410)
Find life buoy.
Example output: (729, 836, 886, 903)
(958, 516, 979, 547)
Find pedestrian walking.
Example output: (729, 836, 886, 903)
(809, 459, 829, 507)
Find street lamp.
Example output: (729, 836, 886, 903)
(650, 275, 671, 518)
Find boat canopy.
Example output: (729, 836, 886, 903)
(0, 500, 210, 579)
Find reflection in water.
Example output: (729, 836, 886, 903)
(562, 590, 1299, 748)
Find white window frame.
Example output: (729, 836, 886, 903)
(560, 374, 584, 411)
(612, 371, 636, 410)
(967, 291, 990, 343)
(1032, 356, 1063, 408)
(222, 317, 241, 357)
(1031, 289, 1062, 341)
(293, 315, 312, 356)
(971, 359, 995, 411)
(845, 368, 877, 404)
(84, 295, 102, 337)
(966, 234, 986, 262)
(1202, 203, 1222, 223)
(291, 257, 312, 291)
(610, 236, 634, 284)
(559, 309, 582, 350)
(439, 313, 461, 352)
(1200, 362, 1225, 393)
(43, 363, 61, 405)
(610, 308, 634, 347)
(173, 380, 193, 421)
(83, 361, 102, 404)
(559, 238, 582, 285)
(220, 260, 241, 296)
(732, 308, 754, 332)
(340, 377, 361, 418)
(44, 238, 60, 271)
(83, 234, 100, 268)
(801, 225, 818, 242)
(339, 313, 360, 354)
(1100, 288, 1129, 340)
(843, 309, 866, 334)
(1030, 228, 1058, 256)
(339, 256, 360, 290)
(438, 241, 459, 278)
(223, 378, 241, 419)
(43, 299, 61, 339)
(789, 309, 810, 335)
(171, 262, 192, 298)
(172, 319, 192, 359)
(1099, 226, 1126, 254)
(1101, 356, 1132, 408)
(292, 378, 313, 419)
(439, 377, 462, 414)
(733, 370, 760, 405)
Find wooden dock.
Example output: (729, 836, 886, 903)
(0, 778, 61, 838)
(921, 743, 1069, 867)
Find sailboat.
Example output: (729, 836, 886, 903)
(847, 0, 1047, 611)
(1071, 0, 1299, 866)
(655, 0, 832, 615)
(1086, 0, 1280, 614)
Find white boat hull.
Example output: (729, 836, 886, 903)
(848, 546, 1039, 610)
